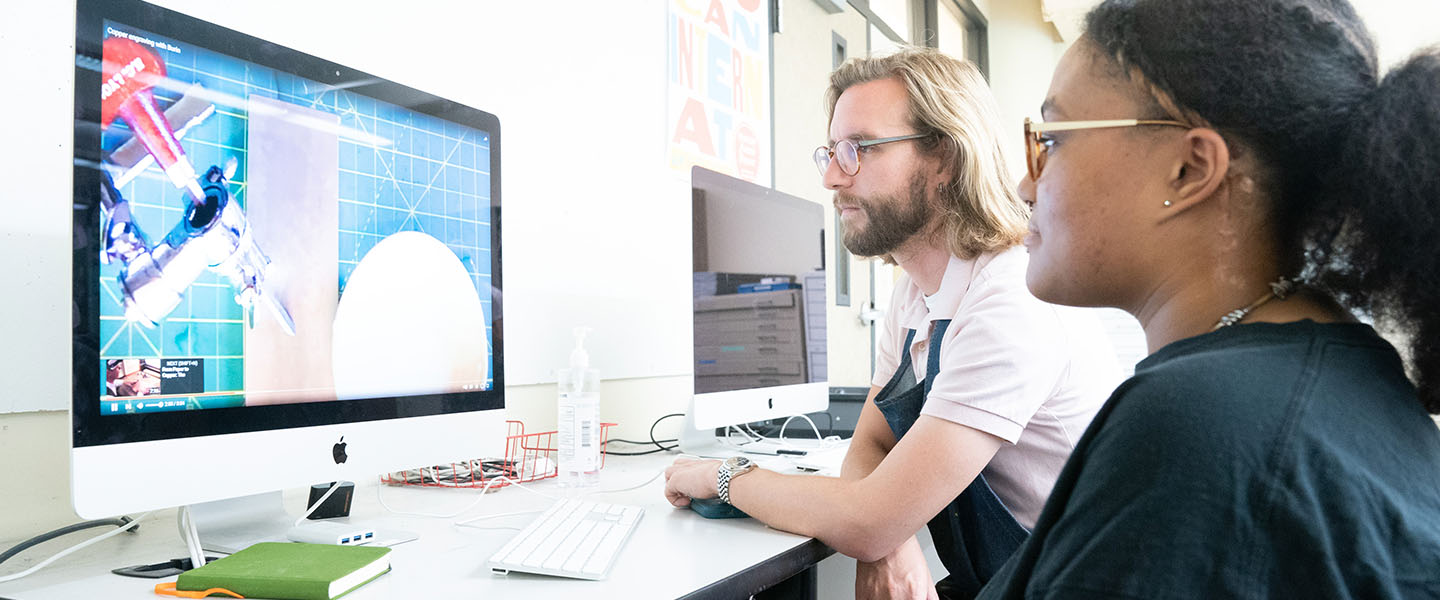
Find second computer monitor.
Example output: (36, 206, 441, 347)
(689, 166, 827, 432)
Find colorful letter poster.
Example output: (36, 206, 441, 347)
(667, 0, 772, 185)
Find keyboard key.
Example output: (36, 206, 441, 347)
(522, 510, 586, 567)
(563, 523, 612, 573)
(582, 520, 633, 575)
(488, 499, 644, 580)
(542, 520, 595, 570)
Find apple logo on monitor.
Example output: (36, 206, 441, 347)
(332, 436, 348, 465)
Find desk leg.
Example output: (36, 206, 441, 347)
(755, 564, 817, 600)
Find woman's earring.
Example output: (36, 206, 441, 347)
(1163, 200, 1173, 207)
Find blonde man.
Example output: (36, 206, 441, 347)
(665, 47, 1119, 599)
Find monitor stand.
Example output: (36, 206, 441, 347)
(191, 489, 419, 555)
(191, 492, 292, 554)
(676, 411, 791, 458)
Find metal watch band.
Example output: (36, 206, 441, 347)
(718, 467, 734, 504)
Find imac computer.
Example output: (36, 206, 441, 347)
(682, 166, 829, 456)
(71, 0, 505, 549)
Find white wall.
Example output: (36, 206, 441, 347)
(772, 1, 875, 388)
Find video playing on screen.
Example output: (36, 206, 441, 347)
(95, 21, 494, 415)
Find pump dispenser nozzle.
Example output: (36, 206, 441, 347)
(569, 326, 592, 371)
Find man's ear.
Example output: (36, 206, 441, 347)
(934, 135, 957, 180)
(1157, 128, 1230, 222)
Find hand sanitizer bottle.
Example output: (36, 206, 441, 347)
(557, 327, 600, 488)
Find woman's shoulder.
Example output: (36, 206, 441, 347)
(1095, 320, 1418, 462)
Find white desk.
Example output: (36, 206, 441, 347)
(0, 450, 843, 599)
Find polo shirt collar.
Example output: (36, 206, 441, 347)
(897, 254, 980, 345)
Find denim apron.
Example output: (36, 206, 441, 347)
(872, 320, 1029, 599)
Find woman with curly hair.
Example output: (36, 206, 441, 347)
(980, 0, 1440, 597)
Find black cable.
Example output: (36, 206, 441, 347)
(606, 438, 678, 446)
(650, 413, 685, 452)
(0, 517, 136, 566)
(602, 412, 686, 456)
(603, 446, 676, 456)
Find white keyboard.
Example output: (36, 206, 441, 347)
(487, 498, 644, 580)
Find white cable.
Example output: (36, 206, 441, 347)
(742, 423, 767, 440)
(453, 509, 544, 527)
(186, 507, 205, 567)
(376, 476, 508, 519)
(0, 512, 151, 584)
(777, 414, 842, 450)
(583, 468, 666, 495)
(455, 524, 522, 531)
(176, 507, 204, 569)
(732, 424, 764, 443)
(294, 481, 350, 526)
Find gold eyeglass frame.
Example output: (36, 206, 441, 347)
(1023, 118, 1189, 180)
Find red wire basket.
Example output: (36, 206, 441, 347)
(381, 420, 615, 489)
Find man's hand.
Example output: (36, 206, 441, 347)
(855, 535, 938, 600)
(663, 458, 722, 507)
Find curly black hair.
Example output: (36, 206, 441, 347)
(1087, 0, 1440, 413)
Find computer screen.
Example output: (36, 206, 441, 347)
(72, 0, 505, 519)
(686, 166, 828, 442)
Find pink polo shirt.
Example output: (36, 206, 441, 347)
(871, 246, 1121, 528)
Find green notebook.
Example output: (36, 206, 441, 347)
(176, 542, 391, 600)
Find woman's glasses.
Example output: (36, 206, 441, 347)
(813, 132, 929, 177)
(1023, 118, 1188, 180)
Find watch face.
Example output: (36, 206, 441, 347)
(724, 456, 752, 470)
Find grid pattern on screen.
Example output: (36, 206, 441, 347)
(97, 22, 494, 412)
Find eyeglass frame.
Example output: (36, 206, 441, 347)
(813, 132, 931, 177)
(1023, 118, 1189, 180)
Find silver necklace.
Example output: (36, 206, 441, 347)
(1213, 277, 1298, 330)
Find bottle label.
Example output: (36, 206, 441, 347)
(558, 392, 599, 473)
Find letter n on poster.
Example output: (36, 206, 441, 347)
(666, 0, 772, 185)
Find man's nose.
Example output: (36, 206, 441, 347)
(822, 156, 851, 190)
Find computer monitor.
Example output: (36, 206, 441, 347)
(71, 0, 506, 538)
(683, 166, 828, 455)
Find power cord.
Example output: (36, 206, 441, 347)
(0, 517, 136, 567)
(177, 506, 206, 569)
(0, 512, 151, 584)
(777, 413, 843, 450)
(717, 415, 843, 454)
(600, 412, 684, 456)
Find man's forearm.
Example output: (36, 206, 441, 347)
(727, 468, 906, 561)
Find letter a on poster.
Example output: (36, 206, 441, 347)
(666, 0, 772, 185)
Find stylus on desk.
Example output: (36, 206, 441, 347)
(738, 447, 807, 457)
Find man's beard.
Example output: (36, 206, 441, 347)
(838, 173, 933, 257)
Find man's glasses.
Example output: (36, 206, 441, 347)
(1023, 118, 1188, 180)
(813, 132, 929, 177)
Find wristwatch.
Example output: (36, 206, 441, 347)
(717, 456, 758, 505)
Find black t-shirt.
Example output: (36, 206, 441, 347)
(979, 321, 1440, 599)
